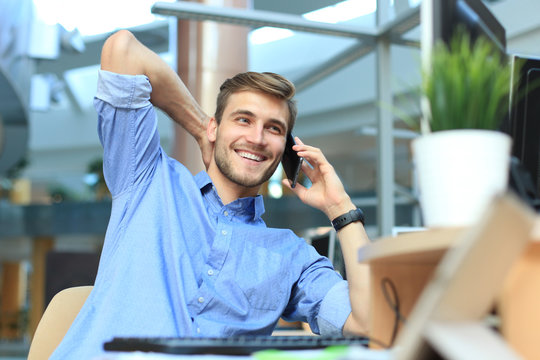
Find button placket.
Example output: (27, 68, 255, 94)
(207, 218, 230, 274)
(196, 220, 230, 315)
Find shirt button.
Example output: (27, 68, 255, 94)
(207, 269, 214, 276)
(221, 230, 227, 236)
(224, 211, 229, 217)
(198, 297, 204, 303)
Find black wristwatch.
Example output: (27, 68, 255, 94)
(331, 208, 365, 231)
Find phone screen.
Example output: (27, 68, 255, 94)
(282, 134, 303, 188)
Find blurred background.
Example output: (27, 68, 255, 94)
(1, 0, 540, 357)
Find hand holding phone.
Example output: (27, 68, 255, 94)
(282, 134, 303, 188)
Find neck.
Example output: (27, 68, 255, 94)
(207, 164, 260, 205)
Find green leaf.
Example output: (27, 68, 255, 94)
(421, 28, 518, 132)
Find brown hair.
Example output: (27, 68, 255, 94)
(214, 72, 297, 133)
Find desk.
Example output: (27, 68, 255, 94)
(359, 227, 540, 359)
(359, 228, 465, 347)
(499, 238, 540, 360)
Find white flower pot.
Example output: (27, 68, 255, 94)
(412, 129, 512, 228)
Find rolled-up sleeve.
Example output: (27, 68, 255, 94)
(95, 70, 151, 109)
(94, 70, 161, 196)
(316, 280, 351, 336)
(282, 242, 352, 336)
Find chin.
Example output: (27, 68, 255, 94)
(230, 169, 271, 189)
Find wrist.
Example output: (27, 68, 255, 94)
(326, 198, 355, 221)
(195, 117, 210, 143)
(331, 208, 365, 231)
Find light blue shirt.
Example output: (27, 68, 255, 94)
(51, 70, 352, 359)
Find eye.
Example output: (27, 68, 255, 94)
(270, 126, 281, 134)
(237, 117, 250, 124)
(267, 124, 284, 135)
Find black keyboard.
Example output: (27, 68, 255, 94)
(103, 335, 369, 355)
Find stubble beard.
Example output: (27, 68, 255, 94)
(214, 139, 279, 189)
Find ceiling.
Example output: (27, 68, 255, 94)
(254, 0, 340, 15)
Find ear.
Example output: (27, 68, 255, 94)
(207, 117, 218, 143)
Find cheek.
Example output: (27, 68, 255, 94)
(273, 141, 286, 160)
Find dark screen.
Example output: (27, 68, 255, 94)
(508, 58, 540, 198)
(281, 134, 303, 188)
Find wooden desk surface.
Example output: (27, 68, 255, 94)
(359, 227, 468, 348)
(358, 227, 466, 265)
(360, 222, 540, 359)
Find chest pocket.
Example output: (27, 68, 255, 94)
(236, 243, 286, 311)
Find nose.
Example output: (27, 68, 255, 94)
(245, 124, 266, 146)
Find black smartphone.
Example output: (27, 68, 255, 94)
(282, 133, 303, 188)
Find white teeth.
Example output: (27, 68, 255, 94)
(238, 151, 263, 162)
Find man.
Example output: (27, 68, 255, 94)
(51, 30, 370, 359)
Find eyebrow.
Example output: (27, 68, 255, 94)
(231, 109, 256, 118)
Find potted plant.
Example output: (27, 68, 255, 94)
(411, 30, 520, 227)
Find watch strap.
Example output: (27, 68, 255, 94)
(331, 208, 365, 231)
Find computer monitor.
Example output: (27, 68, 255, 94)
(504, 55, 540, 210)
(421, 0, 506, 66)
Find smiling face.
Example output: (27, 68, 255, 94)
(207, 90, 289, 200)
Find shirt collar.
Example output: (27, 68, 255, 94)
(194, 171, 266, 221)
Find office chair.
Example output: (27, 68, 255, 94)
(27, 286, 93, 360)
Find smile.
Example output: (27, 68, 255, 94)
(236, 150, 266, 162)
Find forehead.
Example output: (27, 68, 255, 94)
(224, 91, 289, 127)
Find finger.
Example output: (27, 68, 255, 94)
(297, 150, 325, 180)
(300, 158, 316, 179)
(296, 146, 327, 170)
(291, 138, 330, 176)
(293, 137, 316, 155)
(282, 178, 307, 198)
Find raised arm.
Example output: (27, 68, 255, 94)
(100, 30, 212, 167)
(283, 138, 370, 336)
